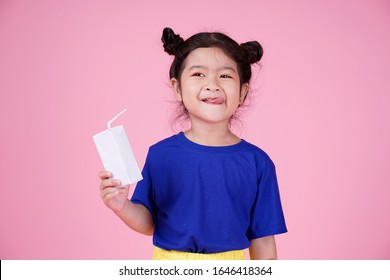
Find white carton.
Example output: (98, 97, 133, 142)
(93, 109, 143, 185)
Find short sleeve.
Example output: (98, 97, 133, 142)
(246, 158, 287, 240)
(130, 149, 157, 221)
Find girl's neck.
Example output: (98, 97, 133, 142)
(184, 122, 241, 146)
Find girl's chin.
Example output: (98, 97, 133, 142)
(188, 114, 234, 125)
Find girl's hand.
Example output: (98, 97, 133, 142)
(98, 171, 130, 213)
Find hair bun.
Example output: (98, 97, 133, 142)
(161, 27, 184, 56)
(240, 41, 263, 64)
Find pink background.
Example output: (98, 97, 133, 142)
(1, 0, 389, 259)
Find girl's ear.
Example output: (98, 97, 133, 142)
(171, 78, 182, 102)
(240, 83, 249, 104)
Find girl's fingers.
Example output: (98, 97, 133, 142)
(102, 189, 119, 201)
(99, 178, 122, 190)
(100, 185, 120, 198)
(98, 170, 112, 180)
(100, 183, 127, 196)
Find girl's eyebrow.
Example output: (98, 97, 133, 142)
(188, 65, 237, 73)
(221, 66, 237, 73)
(188, 65, 207, 71)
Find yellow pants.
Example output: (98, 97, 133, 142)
(152, 246, 246, 260)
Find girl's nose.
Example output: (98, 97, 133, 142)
(206, 86, 220, 91)
(205, 79, 220, 91)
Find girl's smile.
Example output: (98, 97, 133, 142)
(201, 96, 225, 105)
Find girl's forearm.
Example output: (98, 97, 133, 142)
(114, 200, 155, 236)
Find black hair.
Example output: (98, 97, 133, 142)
(161, 27, 263, 86)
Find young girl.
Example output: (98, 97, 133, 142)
(99, 27, 287, 260)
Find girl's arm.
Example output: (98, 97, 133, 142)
(114, 200, 155, 236)
(99, 171, 155, 236)
(249, 235, 277, 260)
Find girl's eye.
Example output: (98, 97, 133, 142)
(220, 74, 232, 79)
(193, 73, 205, 77)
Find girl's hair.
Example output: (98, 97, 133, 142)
(162, 27, 263, 85)
(161, 27, 263, 132)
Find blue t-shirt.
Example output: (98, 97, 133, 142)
(131, 132, 287, 253)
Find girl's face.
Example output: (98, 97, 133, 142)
(171, 47, 248, 127)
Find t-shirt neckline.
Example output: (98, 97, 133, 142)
(176, 131, 248, 154)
